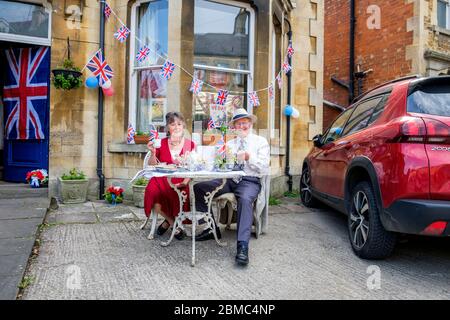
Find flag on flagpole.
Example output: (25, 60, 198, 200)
(207, 117, 216, 130)
(248, 91, 260, 108)
(127, 123, 135, 144)
(216, 89, 229, 106)
(136, 46, 150, 63)
(268, 83, 275, 101)
(282, 60, 292, 74)
(160, 60, 175, 80)
(189, 78, 203, 95)
(86, 49, 114, 87)
(114, 25, 130, 43)
(287, 43, 295, 58)
(104, 2, 112, 19)
(216, 135, 226, 157)
(276, 72, 283, 89)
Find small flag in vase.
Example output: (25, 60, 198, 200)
(282, 60, 292, 74)
(216, 136, 226, 157)
(127, 123, 135, 144)
(86, 49, 114, 87)
(268, 83, 275, 101)
(160, 60, 175, 80)
(276, 72, 283, 89)
(207, 117, 216, 130)
(114, 25, 130, 43)
(136, 46, 150, 63)
(189, 78, 203, 95)
(104, 2, 112, 19)
(287, 44, 295, 58)
(248, 91, 260, 108)
(216, 89, 229, 106)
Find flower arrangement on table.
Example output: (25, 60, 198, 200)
(214, 147, 237, 171)
(104, 186, 124, 205)
(26, 169, 48, 188)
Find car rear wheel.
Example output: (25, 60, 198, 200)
(348, 181, 396, 259)
(300, 166, 319, 208)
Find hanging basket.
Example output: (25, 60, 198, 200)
(52, 69, 82, 79)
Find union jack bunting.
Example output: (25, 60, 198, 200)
(189, 78, 203, 95)
(216, 89, 229, 106)
(287, 44, 295, 58)
(136, 46, 150, 63)
(86, 49, 114, 87)
(207, 117, 216, 130)
(3, 47, 49, 140)
(104, 2, 112, 19)
(268, 83, 275, 101)
(248, 91, 260, 108)
(114, 25, 130, 43)
(276, 72, 283, 89)
(127, 123, 135, 144)
(160, 60, 175, 80)
(282, 60, 292, 74)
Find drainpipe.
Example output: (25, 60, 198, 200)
(97, 1, 106, 199)
(349, 0, 356, 103)
(284, 18, 293, 192)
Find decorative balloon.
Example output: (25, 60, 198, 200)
(284, 104, 300, 119)
(101, 79, 112, 89)
(102, 86, 114, 97)
(86, 76, 99, 88)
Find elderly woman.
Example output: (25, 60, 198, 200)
(144, 112, 195, 240)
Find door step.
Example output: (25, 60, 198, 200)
(0, 182, 48, 199)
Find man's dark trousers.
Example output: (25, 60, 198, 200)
(194, 177, 261, 243)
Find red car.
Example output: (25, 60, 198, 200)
(301, 75, 450, 259)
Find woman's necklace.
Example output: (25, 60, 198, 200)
(169, 137, 183, 147)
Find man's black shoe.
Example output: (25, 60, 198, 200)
(195, 227, 221, 241)
(235, 241, 249, 266)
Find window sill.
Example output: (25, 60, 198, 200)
(432, 25, 450, 37)
(108, 143, 149, 154)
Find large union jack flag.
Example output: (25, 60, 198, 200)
(86, 49, 114, 87)
(3, 47, 49, 140)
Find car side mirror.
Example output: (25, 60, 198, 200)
(313, 134, 323, 148)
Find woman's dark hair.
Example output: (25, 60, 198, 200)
(165, 112, 185, 136)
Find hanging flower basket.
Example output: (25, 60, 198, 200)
(51, 59, 83, 91)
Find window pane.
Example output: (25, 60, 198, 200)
(0, 0, 49, 39)
(438, 0, 447, 28)
(136, 69, 167, 131)
(367, 95, 389, 125)
(194, 0, 249, 70)
(322, 109, 353, 145)
(342, 97, 383, 136)
(135, 0, 168, 67)
(407, 84, 450, 117)
(192, 69, 246, 129)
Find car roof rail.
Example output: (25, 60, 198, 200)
(352, 74, 422, 104)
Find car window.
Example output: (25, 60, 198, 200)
(367, 94, 389, 125)
(407, 83, 450, 117)
(342, 96, 384, 136)
(321, 108, 353, 145)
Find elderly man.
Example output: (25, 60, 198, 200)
(194, 108, 270, 266)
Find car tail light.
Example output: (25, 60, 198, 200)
(390, 117, 450, 144)
(423, 118, 450, 144)
(421, 221, 448, 236)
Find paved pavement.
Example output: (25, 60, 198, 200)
(0, 183, 49, 300)
(18, 197, 450, 300)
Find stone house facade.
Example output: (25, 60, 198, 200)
(0, 0, 324, 199)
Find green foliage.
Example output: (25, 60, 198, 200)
(18, 276, 35, 290)
(135, 131, 149, 136)
(61, 168, 86, 180)
(269, 196, 282, 206)
(104, 193, 123, 204)
(52, 73, 83, 90)
(284, 189, 300, 198)
(61, 59, 80, 71)
(133, 177, 149, 186)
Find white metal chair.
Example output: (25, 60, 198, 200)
(139, 151, 160, 239)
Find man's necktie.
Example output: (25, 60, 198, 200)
(233, 138, 247, 183)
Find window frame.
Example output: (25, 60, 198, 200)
(438, 0, 450, 29)
(321, 107, 354, 146)
(0, 0, 52, 46)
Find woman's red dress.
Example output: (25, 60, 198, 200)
(144, 138, 195, 218)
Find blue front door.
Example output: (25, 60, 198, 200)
(2, 46, 50, 182)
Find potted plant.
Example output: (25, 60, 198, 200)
(26, 169, 48, 188)
(59, 168, 89, 204)
(52, 58, 83, 90)
(104, 186, 124, 205)
(134, 131, 150, 144)
(132, 177, 148, 208)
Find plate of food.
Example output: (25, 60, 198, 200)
(154, 164, 178, 173)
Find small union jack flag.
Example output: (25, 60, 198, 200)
(114, 25, 130, 43)
(282, 60, 292, 74)
(276, 72, 283, 89)
(136, 46, 150, 63)
(287, 44, 295, 58)
(104, 2, 112, 19)
(248, 91, 260, 108)
(86, 49, 114, 87)
(160, 60, 175, 80)
(149, 129, 159, 141)
(216, 89, 229, 106)
(189, 78, 203, 95)
(127, 123, 135, 144)
(268, 83, 275, 101)
(207, 117, 216, 130)
(216, 136, 226, 157)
